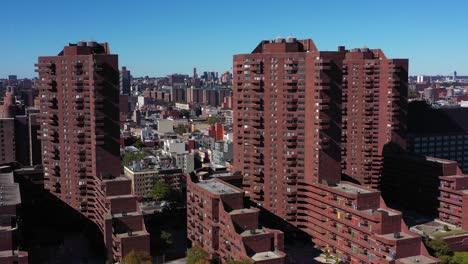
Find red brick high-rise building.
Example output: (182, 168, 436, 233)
(340, 48, 408, 188)
(36, 41, 149, 262)
(187, 168, 286, 263)
(233, 38, 438, 264)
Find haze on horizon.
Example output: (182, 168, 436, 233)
(1, 0, 467, 78)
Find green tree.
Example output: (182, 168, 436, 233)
(148, 181, 170, 200)
(195, 260, 211, 264)
(187, 245, 209, 264)
(207, 116, 220, 125)
(161, 230, 173, 249)
(174, 124, 188, 135)
(451, 252, 468, 264)
(425, 238, 453, 258)
(133, 138, 145, 149)
(123, 250, 152, 264)
(122, 151, 146, 167)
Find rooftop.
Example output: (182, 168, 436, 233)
(251, 251, 283, 261)
(331, 183, 371, 195)
(116, 230, 149, 238)
(103, 176, 130, 183)
(230, 208, 258, 215)
(376, 232, 415, 241)
(240, 228, 267, 237)
(361, 208, 399, 216)
(397, 255, 440, 264)
(196, 179, 241, 195)
(426, 156, 456, 165)
(441, 175, 468, 179)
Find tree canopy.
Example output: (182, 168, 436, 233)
(161, 230, 173, 249)
(148, 181, 170, 200)
(122, 250, 152, 264)
(174, 124, 189, 135)
(426, 238, 453, 258)
(451, 252, 468, 264)
(207, 116, 220, 125)
(122, 151, 145, 167)
(187, 245, 210, 264)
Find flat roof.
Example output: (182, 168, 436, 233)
(240, 228, 267, 237)
(426, 156, 455, 164)
(251, 251, 283, 261)
(103, 176, 130, 182)
(230, 208, 258, 215)
(376, 232, 415, 241)
(211, 172, 236, 178)
(196, 179, 241, 195)
(441, 175, 467, 179)
(397, 255, 440, 264)
(361, 208, 399, 216)
(331, 183, 371, 195)
(116, 230, 148, 238)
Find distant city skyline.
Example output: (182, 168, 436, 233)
(2, 0, 467, 78)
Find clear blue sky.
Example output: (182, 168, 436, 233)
(2, 0, 467, 78)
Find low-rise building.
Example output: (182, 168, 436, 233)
(124, 163, 185, 197)
(103, 176, 150, 261)
(213, 141, 233, 165)
(157, 119, 174, 133)
(187, 169, 286, 263)
(0, 167, 28, 263)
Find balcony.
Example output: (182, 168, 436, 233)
(287, 85, 298, 92)
(253, 171, 264, 177)
(286, 177, 297, 184)
(284, 79, 298, 85)
(251, 79, 263, 86)
(253, 177, 264, 183)
(285, 64, 298, 71)
(286, 122, 298, 129)
(286, 141, 298, 148)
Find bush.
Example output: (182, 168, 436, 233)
(450, 252, 468, 264)
(123, 250, 152, 264)
(187, 245, 210, 264)
(161, 230, 173, 249)
(122, 151, 145, 167)
(148, 181, 170, 200)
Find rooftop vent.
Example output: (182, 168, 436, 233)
(274, 37, 285, 43)
(286, 36, 297, 43)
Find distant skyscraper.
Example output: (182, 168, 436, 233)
(120, 66, 131, 95)
(417, 75, 428, 83)
(0, 87, 18, 118)
(454, 70, 457, 82)
(8, 75, 17, 85)
(36, 41, 149, 262)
